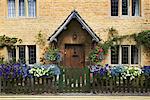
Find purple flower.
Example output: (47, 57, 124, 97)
(17, 69, 22, 76)
(4, 66, 11, 74)
(143, 66, 150, 76)
(13, 63, 21, 69)
(99, 67, 107, 77)
(0, 70, 2, 76)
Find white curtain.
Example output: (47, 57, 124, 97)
(133, 50, 138, 64)
(28, 0, 36, 17)
(134, 0, 139, 16)
(19, 0, 25, 16)
(8, 0, 15, 17)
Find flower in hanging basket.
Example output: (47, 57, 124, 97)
(89, 47, 105, 64)
(43, 48, 62, 63)
(99, 48, 103, 52)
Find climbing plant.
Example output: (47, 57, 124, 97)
(0, 35, 22, 48)
(134, 30, 150, 49)
(89, 27, 150, 64)
(35, 31, 46, 48)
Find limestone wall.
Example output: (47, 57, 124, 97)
(0, 0, 149, 65)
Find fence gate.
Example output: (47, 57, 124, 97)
(58, 67, 91, 93)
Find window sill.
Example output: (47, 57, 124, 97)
(109, 15, 144, 19)
(110, 64, 140, 67)
(6, 16, 38, 20)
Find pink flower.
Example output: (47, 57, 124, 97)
(99, 48, 103, 52)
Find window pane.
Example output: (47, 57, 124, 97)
(122, 0, 128, 15)
(19, 0, 25, 16)
(122, 46, 129, 64)
(131, 45, 138, 64)
(132, 0, 140, 16)
(8, 0, 16, 17)
(111, 0, 119, 16)
(19, 45, 26, 64)
(28, 0, 36, 17)
(28, 45, 36, 64)
(111, 46, 119, 64)
(8, 47, 16, 62)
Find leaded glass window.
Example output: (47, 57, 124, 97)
(8, 47, 16, 62)
(28, 0, 36, 17)
(28, 45, 36, 64)
(111, 46, 119, 64)
(131, 45, 138, 64)
(122, 0, 128, 15)
(19, 0, 25, 16)
(19, 45, 26, 64)
(8, 0, 16, 17)
(122, 46, 129, 64)
(132, 0, 140, 16)
(111, 0, 119, 16)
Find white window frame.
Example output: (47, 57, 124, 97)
(110, 45, 140, 66)
(7, 45, 37, 65)
(7, 0, 37, 18)
(18, 0, 25, 17)
(8, 0, 16, 17)
(110, 0, 141, 17)
(121, 0, 130, 16)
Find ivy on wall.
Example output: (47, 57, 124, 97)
(134, 30, 150, 49)
(89, 28, 150, 64)
(0, 35, 22, 63)
(35, 31, 46, 48)
(0, 35, 22, 48)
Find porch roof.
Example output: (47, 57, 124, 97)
(48, 10, 101, 42)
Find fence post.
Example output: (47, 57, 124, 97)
(145, 75, 148, 93)
(0, 77, 1, 93)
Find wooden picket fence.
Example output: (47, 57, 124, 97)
(0, 68, 150, 94)
(0, 77, 56, 94)
(58, 67, 91, 93)
(92, 74, 150, 93)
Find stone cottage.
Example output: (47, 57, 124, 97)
(0, 0, 150, 67)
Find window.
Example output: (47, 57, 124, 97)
(8, 47, 16, 62)
(121, 46, 129, 64)
(19, 0, 25, 16)
(111, 46, 119, 64)
(131, 45, 138, 64)
(111, 45, 139, 65)
(8, 0, 36, 17)
(122, 0, 129, 15)
(111, 0, 119, 16)
(28, 0, 36, 17)
(28, 45, 36, 64)
(19, 45, 25, 63)
(8, 0, 16, 17)
(111, 0, 141, 16)
(7, 45, 36, 64)
(132, 0, 140, 16)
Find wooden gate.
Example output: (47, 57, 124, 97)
(58, 67, 91, 93)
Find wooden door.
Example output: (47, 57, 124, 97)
(64, 44, 84, 68)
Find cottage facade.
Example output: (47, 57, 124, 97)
(0, 0, 150, 67)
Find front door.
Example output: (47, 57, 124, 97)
(64, 44, 84, 68)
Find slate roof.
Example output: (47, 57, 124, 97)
(48, 10, 101, 42)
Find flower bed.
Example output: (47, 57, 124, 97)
(0, 63, 60, 79)
(89, 64, 149, 80)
